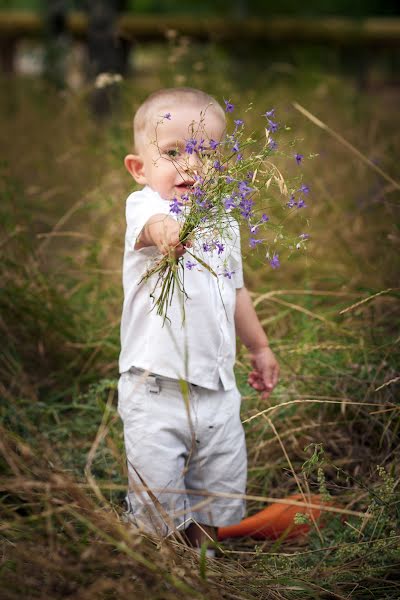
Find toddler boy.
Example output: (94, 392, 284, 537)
(119, 87, 279, 550)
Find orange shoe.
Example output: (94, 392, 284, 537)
(218, 493, 332, 540)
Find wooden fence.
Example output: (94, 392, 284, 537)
(1, 11, 399, 81)
(0, 12, 400, 45)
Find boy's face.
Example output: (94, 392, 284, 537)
(125, 104, 225, 200)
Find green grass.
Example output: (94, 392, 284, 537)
(1, 42, 399, 599)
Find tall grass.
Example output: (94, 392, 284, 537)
(1, 42, 399, 598)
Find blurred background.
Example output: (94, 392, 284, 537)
(1, 2, 399, 598)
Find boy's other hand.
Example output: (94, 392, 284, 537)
(248, 346, 279, 400)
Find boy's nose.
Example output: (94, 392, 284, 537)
(185, 151, 201, 172)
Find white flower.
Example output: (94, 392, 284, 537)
(95, 72, 123, 89)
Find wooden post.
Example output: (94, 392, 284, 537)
(0, 36, 16, 73)
(44, 0, 69, 87)
(86, 0, 129, 116)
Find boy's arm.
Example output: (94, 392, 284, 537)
(136, 213, 186, 258)
(234, 286, 280, 399)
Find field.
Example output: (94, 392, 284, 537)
(1, 41, 399, 599)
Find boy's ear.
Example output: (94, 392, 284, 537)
(124, 154, 147, 185)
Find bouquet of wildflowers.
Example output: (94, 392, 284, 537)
(141, 101, 311, 322)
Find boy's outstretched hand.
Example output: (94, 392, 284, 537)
(138, 213, 189, 259)
(248, 346, 280, 400)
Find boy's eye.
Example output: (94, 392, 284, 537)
(166, 149, 180, 158)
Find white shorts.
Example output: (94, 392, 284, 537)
(118, 368, 247, 536)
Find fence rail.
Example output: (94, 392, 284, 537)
(0, 12, 399, 45)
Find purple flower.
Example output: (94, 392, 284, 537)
(264, 109, 275, 118)
(269, 254, 280, 269)
(213, 160, 224, 171)
(169, 197, 182, 214)
(185, 138, 197, 154)
(202, 242, 211, 252)
(299, 233, 310, 239)
(232, 140, 240, 153)
(224, 99, 234, 113)
(197, 138, 206, 152)
(163, 112, 171, 120)
(261, 213, 269, 222)
(186, 260, 197, 270)
(299, 184, 310, 194)
(267, 119, 278, 133)
(209, 139, 219, 150)
(238, 180, 252, 195)
(234, 119, 244, 129)
(239, 198, 254, 219)
(193, 183, 205, 198)
(297, 199, 307, 209)
(224, 196, 236, 210)
(287, 195, 297, 208)
(295, 153, 304, 165)
(269, 139, 278, 151)
(194, 193, 205, 205)
(193, 183, 206, 205)
(215, 242, 224, 255)
(226, 176, 235, 184)
(246, 171, 254, 180)
(250, 224, 258, 234)
(236, 153, 243, 162)
(249, 238, 263, 249)
(223, 269, 235, 279)
(194, 192, 205, 204)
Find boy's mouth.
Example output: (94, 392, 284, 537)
(175, 182, 194, 193)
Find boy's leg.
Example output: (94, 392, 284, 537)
(184, 523, 217, 548)
(118, 371, 194, 535)
(184, 385, 247, 532)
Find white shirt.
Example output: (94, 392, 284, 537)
(119, 186, 244, 390)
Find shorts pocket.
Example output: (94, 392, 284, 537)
(219, 386, 242, 419)
(117, 372, 148, 421)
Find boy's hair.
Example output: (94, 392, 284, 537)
(133, 87, 225, 151)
